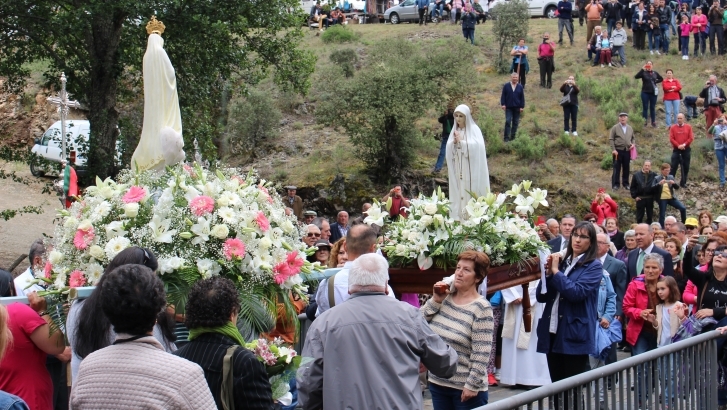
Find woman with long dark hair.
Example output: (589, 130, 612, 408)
(536, 221, 602, 408)
(66, 247, 177, 382)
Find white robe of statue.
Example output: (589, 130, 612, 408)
(499, 280, 551, 387)
(131, 33, 185, 172)
(445, 104, 490, 221)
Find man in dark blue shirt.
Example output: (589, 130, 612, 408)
(500, 72, 526, 142)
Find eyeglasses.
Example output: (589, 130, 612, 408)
(307, 233, 321, 238)
(597, 241, 609, 245)
(705, 248, 717, 255)
(572, 233, 590, 241)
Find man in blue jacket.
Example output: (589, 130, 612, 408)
(557, 0, 574, 45)
(416, 0, 430, 25)
(500, 72, 525, 142)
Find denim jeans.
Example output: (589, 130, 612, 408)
(664, 99, 680, 127)
(649, 32, 661, 52)
(670, 147, 691, 186)
(632, 330, 658, 404)
(681, 35, 690, 56)
(641, 92, 658, 123)
(658, 198, 687, 227)
(462, 27, 474, 44)
(709, 24, 724, 54)
(431, 3, 444, 18)
(435, 133, 449, 171)
(716, 146, 727, 184)
(504, 108, 521, 141)
(558, 18, 574, 43)
(607, 18, 618, 36)
(429, 382, 488, 410)
(563, 104, 578, 132)
(694, 32, 706, 55)
(660, 24, 670, 52)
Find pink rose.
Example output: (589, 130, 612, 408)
(73, 226, 95, 250)
(122, 186, 147, 203)
(223, 238, 246, 260)
(69, 270, 86, 288)
(189, 195, 215, 216)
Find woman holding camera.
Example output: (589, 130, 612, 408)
(635, 61, 663, 127)
(536, 222, 602, 408)
(559, 75, 579, 136)
(709, 113, 727, 188)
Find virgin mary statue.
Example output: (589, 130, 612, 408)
(445, 104, 490, 221)
(130, 16, 185, 172)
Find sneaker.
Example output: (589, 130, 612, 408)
(609, 63, 613, 67)
(564, 131, 570, 135)
(650, 50, 654, 55)
(685, 55, 689, 60)
(656, 50, 661, 55)
(572, 131, 578, 136)
(488, 373, 498, 386)
(624, 184, 630, 190)
(601, 64, 605, 67)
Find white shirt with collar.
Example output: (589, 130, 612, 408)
(641, 243, 655, 255)
(315, 261, 397, 317)
(13, 267, 45, 296)
(560, 236, 569, 252)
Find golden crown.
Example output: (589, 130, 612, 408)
(447, 94, 479, 116)
(146, 16, 166, 35)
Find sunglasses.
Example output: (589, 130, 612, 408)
(307, 233, 321, 238)
(714, 250, 727, 258)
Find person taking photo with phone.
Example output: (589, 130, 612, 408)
(560, 76, 579, 136)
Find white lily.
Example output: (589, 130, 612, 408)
(514, 195, 535, 215)
(191, 217, 211, 245)
(363, 206, 386, 227)
(529, 188, 549, 208)
(522, 180, 532, 191)
(149, 215, 177, 243)
(105, 221, 127, 238)
(505, 183, 521, 197)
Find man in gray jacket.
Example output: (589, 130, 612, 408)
(610, 21, 628, 66)
(609, 112, 635, 190)
(297, 254, 458, 410)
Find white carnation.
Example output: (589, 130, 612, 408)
(91, 201, 112, 221)
(85, 262, 104, 285)
(159, 257, 186, 274)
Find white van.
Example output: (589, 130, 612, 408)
(30, 120, 120, 177)
(490, 0, 559, 18)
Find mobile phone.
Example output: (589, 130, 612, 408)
(698, 235, 708, 244)
(536, 215, 546, 225)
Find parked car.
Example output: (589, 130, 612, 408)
(490, 0, 559, 18)
(30, 120, 121, 177)
(384, 0, 449, 24)
(300, 0, 366, 13)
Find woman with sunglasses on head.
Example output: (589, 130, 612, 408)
(66, 247, 177, 383)
(536, 222, 602, 409)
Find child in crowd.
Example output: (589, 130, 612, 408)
(680, 15, 691, 60)
(647, 276, 682, 404)
(598, 31, 613, 67)
(650, 15, 662, 55)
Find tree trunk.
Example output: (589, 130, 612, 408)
(84, 11, 126, 182)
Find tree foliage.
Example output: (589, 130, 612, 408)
(222, 89, 282, 163)
(491, 0, 530, 74)
(315, 39, 477, 182)
(0, 0, 316, 182)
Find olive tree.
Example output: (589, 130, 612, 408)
(491, 0, 530, 74)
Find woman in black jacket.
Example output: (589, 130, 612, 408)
(461, 4, 477, 44)
(560, 75, 580, 136)
(635, 60, 664, 127)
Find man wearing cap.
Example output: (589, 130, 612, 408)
(285, 186, 304, 221)
(303, 210, 317, 225)
(717, 215, 727, 232)
(685, 217, 699, 237)
(609, 113, 635, 190)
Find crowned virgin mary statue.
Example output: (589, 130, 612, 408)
(445, 104, 490, 221)
(130, 16, 186, 172)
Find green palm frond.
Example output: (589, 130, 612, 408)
(238, 287, 276, 341)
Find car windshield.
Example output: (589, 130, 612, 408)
(402, 0, 414, 5)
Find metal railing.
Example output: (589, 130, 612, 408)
(477, 331, 726, 410)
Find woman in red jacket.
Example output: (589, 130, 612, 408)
(590, 189, 618, 225)
(662, 69, 682, 129)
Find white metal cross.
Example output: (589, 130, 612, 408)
(47, 73, 82, 163)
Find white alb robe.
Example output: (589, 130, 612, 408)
(499, 280, 551, 387)
(445, 104, 490, 221)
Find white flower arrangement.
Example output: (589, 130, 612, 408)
(367, 182, 549, 270)
(37, 163, 321, 331)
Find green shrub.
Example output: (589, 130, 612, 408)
(330, 48, 358, 78)
(292, 121, 304, 130)
(277, 90, 303, 114)
(223, 89, 282, 161)
(601, 151, 613, 170)
(573, 137, 587, 155)
(491, 0, 529, 73)
(558, 132, 573, 150)
(321, 25, 359, 43)
(510, 132, 546, 160)
(478, 112, 505, 155)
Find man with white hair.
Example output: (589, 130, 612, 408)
(329, 211, 349, 243)
(298, 253, 458, 410)
(303, 224, 321, 247)
(311, 217, 331, 241)
(664, 215, 678, 232)
(546, 218, 560, 237)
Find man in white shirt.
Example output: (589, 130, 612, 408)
(315, 224, 396, 316)
(547, 214, 576, 253)
(13, 239, 46, 296)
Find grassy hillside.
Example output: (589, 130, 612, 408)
(242, 18, 725, 222)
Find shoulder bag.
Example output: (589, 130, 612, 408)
(221, 345, 240, 410)
(559, 86, 573, 106)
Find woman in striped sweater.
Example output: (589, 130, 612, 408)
(422, 251, 494, 410)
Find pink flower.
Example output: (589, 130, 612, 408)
(69, 270, 86, 288)
(189, 195, 215, 216)
(255, 211, 270, 232)
(223, 238, 246, 260)
(43, 261, 52, 279)
(73, 226, 95, 250)
(183, 164, 195, 176)
(122, 186, 147, 203)
(273, 251, 304, 284)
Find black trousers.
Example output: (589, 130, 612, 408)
(670, 147, 691, 187)
(418, 8, 427, 24)
(612, 149, 631, 188)
(710, 24, 724, 54)
(538, 57, 554, 87)
(635, 197, 655, 224)
(634, 30, 647, 50)
(46, 355, 69, 410)
(547, 343, 590, 409)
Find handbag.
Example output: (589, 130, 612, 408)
(559, 86, 573, 106)
(630, 145, 638, 160)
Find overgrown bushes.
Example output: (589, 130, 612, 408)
(491, 0, 529, 74)
(510, 132, 546, 160)
(330, 49, 358, 77)
(321, 25, 360, 43)
(223, 89, 281, 161)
